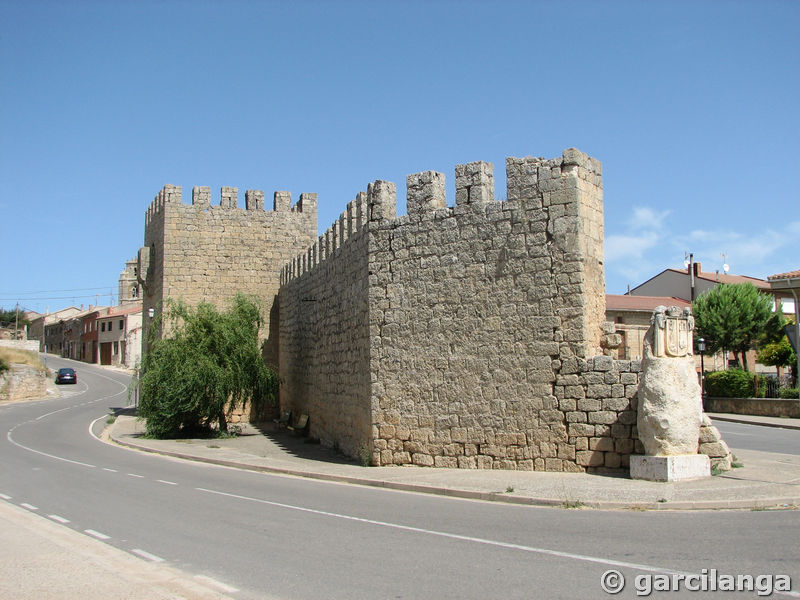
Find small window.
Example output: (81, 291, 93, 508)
(101, 323, 105, 332)
(119, 319, 124, 330)
(113, 341, 119, 355)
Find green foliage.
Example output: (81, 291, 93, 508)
(138, 294, 278, 438)
(757, 336, 797, 369)
(692, 283, 776, 371)
(704, 368, 764, 398)
(0, 307, 29, 328)
(778, 387, 799, 399)
(0, 358, 8, 374)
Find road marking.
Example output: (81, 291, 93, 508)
(127, 473, 144, 478)
(84, 529, 110, 540)
(48, 514, 71, 524)
(197, 486, 800, 598)
(20, 503, 38, 511)
(103, 468, 118, 472)
(194, 575, 239, 593)
(6, 429, 97, 469)
(132, 548, 164, 562)
(157, 480, 178, 486)
(0, 493, 11, 500)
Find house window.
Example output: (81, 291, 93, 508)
(113, 341, 119, 355)
(101, 323, 105, 332)
(119, 319, 124, 330)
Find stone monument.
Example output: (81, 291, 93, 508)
(630, 306, 711, 481)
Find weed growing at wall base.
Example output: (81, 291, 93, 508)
(138, 294, 278, 438)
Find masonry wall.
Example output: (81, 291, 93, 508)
(367, 150, 605, 469)
(140, 185, 317, 365)
(280, 148, 618, 470)
(278, 195, 372, 456)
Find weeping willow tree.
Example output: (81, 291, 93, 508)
(138, 294, 278, 438)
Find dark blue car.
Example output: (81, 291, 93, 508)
(55, 367, 77, 384)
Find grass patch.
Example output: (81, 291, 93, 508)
(106, 415, 117, 425)
(561, 500, 585, 509)
(505, 486, 515, 493)
(207, 444, 220, 449)
(0, 348, 47, 374)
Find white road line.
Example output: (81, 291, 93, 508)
(5, 429, 97, 469)
(156, 480, 177, 486)
(103, 468, 118, 473)
(197, 486, 800, 598)
(194, 575, 240, 594)
(20, 503, 38, 511)
(84, 529, 111, 540)
(48, 514, 71, 524)
(127, 473, 144, 478)
(132, 548, 165, 563)
(0, 493, 11, 500)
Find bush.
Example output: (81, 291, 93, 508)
(0, 357, 8, 375)
(778, 387, 799, 399)
(138, 294, 278, 438)
(704, 369, 766, 398)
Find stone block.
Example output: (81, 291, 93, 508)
(629, 454, 710, 482)
(699, 441, 729, 458)
(576, 450, 604, 467)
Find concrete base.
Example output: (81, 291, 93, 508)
(630, 454, 711, 482)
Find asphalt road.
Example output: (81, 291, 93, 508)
(1, 357, 799, 599)
(715, 420, 800, 455)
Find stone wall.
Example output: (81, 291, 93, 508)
(706, 397, 800, 418)
(280, 148, 618, 469)
(0, 364, 47, 402)
(140, 185, 317, 365)
(278, 198, 372, 457)
(0, 340, 40, 352)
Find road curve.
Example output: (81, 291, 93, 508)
(1, 356, 798, 600)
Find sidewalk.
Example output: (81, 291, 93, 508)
(0, 500, 234, 600)
(108, 413, 800, 512)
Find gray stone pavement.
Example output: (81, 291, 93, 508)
(108, 413, 800, 512)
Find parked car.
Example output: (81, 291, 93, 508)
(55, 367, 77, 384)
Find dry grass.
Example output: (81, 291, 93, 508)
(0, 347, 47, 373)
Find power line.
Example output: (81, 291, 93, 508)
(0, 286, 115, 295)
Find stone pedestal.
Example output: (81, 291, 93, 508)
(629, 454, 710, 482)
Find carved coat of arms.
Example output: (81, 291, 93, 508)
(651, 306, 694, 358)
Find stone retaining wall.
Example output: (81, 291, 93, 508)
(0, 364, 47, 402)
(705, 397, 800, 418)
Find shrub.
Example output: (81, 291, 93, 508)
(704, 369, 766, 398)
(0, 357, 8, 375)
(778, 387, 799, 399)
(138, 294, 278, 438)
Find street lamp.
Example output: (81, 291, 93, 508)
(697, 337, 707, 409)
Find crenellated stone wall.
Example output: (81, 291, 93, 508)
(139, 185, 317, 365)
(279, 148, 617, 469)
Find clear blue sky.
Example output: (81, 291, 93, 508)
(1, 0, 798, 315)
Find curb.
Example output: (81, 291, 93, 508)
(709, 415, 800, 431)
(108, 428, 800, 513)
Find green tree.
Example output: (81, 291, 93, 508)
(0, 307, 29, 329)
(757, 335, 797, 384)
(138, 294, 278, 438)
(692, 283, 776, 371)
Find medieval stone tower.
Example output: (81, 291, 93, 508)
(137, 184, 317, 365)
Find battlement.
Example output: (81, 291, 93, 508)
(145, 184, 318, 227)
(281, 148, 602, 285)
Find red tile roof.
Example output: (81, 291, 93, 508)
(606, 295, 691, 312)
(768, 270, 800, 280)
